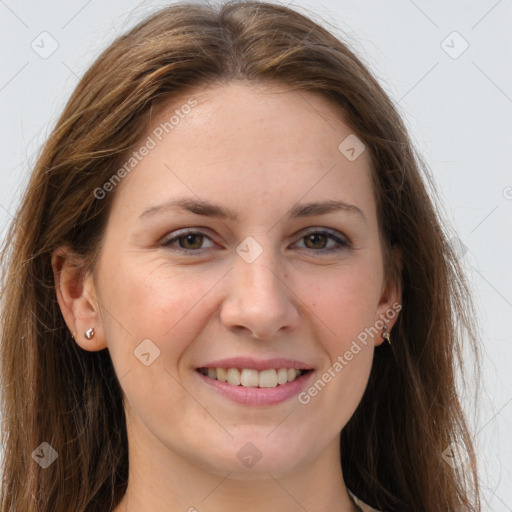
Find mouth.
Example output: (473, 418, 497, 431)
(194, 365, 315, 406)
(196, 367, 312, 388)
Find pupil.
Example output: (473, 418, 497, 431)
(306, 233, 326, 249)
(181, 234, 202, 249)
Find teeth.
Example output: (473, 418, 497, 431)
(258, 369, 277, 388)
(216, 367, 227, 382)
(226, 368, 241, 386)
(241, 369, 259, 387)
(277, 368, 288, 385)
(201, 367, 306, 388)
(287, 368, 297, 382)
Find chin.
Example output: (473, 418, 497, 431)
(192, 436, 312, 479)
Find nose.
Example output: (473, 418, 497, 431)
(219, 251, 300, 340)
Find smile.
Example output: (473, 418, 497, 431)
(195, 366, 315, 406)
(196, 367, 311, 388)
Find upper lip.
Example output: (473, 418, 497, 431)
(196, 357, 314, 372)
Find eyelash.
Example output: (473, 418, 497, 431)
(161, 228, 350, 255)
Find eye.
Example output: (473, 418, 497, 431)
(293, 229, 349, 254)
(160, 228, 349, 255)
(161, 230, 215, 252)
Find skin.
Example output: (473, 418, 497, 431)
(53, 80, 401, 512)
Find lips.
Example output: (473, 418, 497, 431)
(194, 356, 315, 406)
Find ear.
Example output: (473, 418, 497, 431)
(375, 244, 402, 347)
(51, 245, 107, 351)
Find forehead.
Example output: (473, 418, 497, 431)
(147, 80, 360, 159)
(110, 80, 375, 221)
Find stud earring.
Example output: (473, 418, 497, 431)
(84, 327, 95, 340)
(382, 324, 391, 346)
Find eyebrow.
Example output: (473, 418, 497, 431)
(138, 197, 366, 223)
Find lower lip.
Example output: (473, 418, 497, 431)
(195, 370, 315, 406)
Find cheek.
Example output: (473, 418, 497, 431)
(98, 255, 224, 374)
(299, 263, 383, 345)
(292, 262, 381, 412)
(99, 260, 221, 426)
(113, 262, 221, 343)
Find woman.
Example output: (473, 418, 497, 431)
(0, 1, 481, 511)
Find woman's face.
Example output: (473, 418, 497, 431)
(81, 81, 400, 478)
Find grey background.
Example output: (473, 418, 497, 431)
(1, 0, 511, 509)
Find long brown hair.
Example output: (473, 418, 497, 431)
(0, 1, 481, 510)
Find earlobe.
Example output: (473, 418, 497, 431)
(51, 246, 107, 351)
